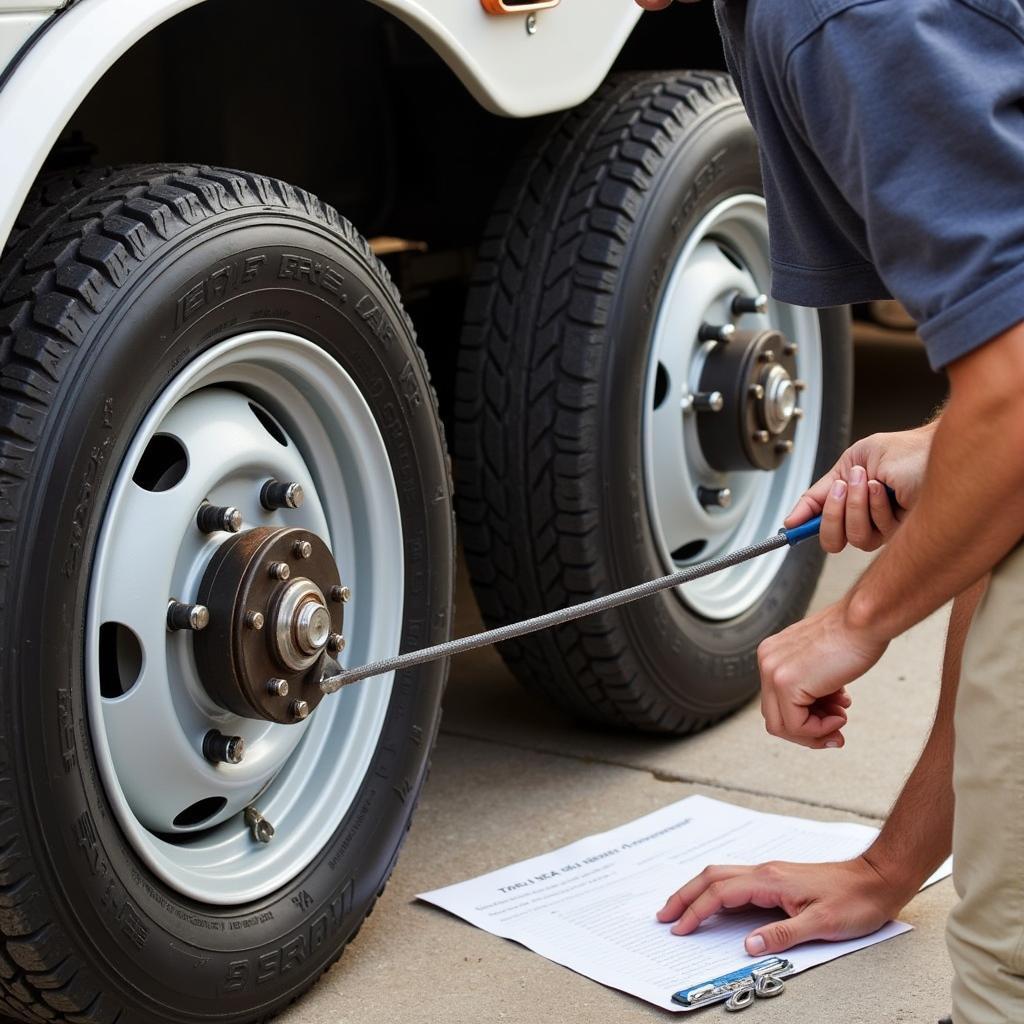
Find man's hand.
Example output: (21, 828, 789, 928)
(785, 423, 937, 553)
(757, 601, 888, 748)
(656, 857, 908, 955)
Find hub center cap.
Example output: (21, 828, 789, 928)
(762, 364, 797, 435)
(274, 579, 332, 668)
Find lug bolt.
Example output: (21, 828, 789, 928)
(759, 349, 776, 364)
(732, 293, 769, 316)
(330, 585, 352, 603)
(748, 383, 765, 400)
(775, 440, 795, 455)
(794, 379, 807, 392)
(327, 633, 346, 654)
(698, 323, 736, 344)
(167, 601, 209, 631)
(291, 700, 310, 721)
(692, 391, 725, 413)
(292, 539, 313, 560)
(196, 503, 242, 534)
(268, 561, 291, 581)
(260, 479, 304, 511)
(244, 806, 275, 844)
(267, 678, 289, 697)
(698, 486, 733, 510)
(783, 342, 798, 356)
(753, 430, 770, 444)
(203, 730, 245, 765)
(245, 610, 265, 630)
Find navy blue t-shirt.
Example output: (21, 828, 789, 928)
(714, 0, 1024, 369)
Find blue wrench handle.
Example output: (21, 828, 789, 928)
(782, 485, 900, 546)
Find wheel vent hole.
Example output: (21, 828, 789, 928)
(133, 434, 188, 492)
(98, 622, 143, 698)
(173, 797, 227, 829)
(671, 540, 707, 563)
(653, 362, 669, 409)
(249, 402, 288, 446)
(716, 244, 744, 270)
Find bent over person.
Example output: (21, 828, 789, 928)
(636, 1, 1024, 1021)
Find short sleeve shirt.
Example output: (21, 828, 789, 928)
(713, 0, 1024, 369)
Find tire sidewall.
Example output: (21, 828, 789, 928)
(5, 213, 452, 1018)
(601, 99, 851, 717)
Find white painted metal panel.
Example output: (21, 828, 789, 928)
(0, 0, 643, 249)
(0, 13, 47, 73)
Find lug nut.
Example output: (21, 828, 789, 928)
(698, 323, 736, 344)
(244, 806, 275, 844)
(748, 383, 765, 400)
(330, 585, 352, 603)
(775, 440, 795, 455)
(167, 601, 209, 631)
(753, 430, 770, 444)
(783, 342, 798, 357)
(260, 479, 304, 511)
(794, 379, 807, 392)
(203, 730, 245, 765)
(692, 391, 725, 413)
(698, 486, 733, 510)
(732, 292, 769, 316)
(291, 700, 310, 721)
(267, 678, 289, 697)
(245, 610, 265, 630)
(196, 503, 243, 534)
(793, 407, 805, 420)
(759, 349, 776, 364)
(292, 539, 313, 560)
(327, 633, 346, 654)
(268, 561, 291, 581)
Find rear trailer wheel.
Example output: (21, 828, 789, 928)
(0, 166, 454, 1022)
(455, 73, 852, 733)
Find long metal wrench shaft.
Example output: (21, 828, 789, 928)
(320, 517, 825, 693)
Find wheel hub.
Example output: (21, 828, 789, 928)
(194, 526, 344, 723)
(695, 326, 802, 472)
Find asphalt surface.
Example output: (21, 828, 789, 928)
(281, 326, 956, 1023)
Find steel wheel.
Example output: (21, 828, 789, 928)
(87, 331, 403, 903)
(643, 195, 823, 620)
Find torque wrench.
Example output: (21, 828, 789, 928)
(321, 487, 899, 692)
(320, 513, 833, 694)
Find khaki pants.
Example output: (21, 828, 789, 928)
(948, 543, 1024, 1023)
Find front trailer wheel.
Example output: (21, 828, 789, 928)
(455, 73, 852, 733)
(0, 166, 454, 1022)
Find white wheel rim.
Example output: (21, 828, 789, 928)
(86, 331, 404, 904)
(642, 196, 824, 620)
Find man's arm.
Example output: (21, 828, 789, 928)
(657, 579, 983, 953)
(759, 321, 1024, 747)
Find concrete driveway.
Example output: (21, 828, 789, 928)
(281, 327, 953, 1024)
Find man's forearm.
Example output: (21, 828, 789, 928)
(845, 322, 1024, 641)
(862, 578, 985, 898)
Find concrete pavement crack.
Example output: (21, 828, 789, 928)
(438, 726, 883, 824)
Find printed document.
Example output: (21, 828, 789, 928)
(419, 795, 951, 1012)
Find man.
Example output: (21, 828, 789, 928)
(634, 2, 1024, 1021)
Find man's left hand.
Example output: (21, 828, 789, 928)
(757, 601, 888, 748)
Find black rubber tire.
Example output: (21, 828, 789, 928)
(0, 165, 454, 1023)
(454, 72, 852, 734)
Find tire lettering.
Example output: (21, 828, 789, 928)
(57, 688, 77, 773)
(176, 255, 268, 327)
(277, 254, 347, 302)
(355, 294, 395, 348)
(62, 433, 115, 579)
